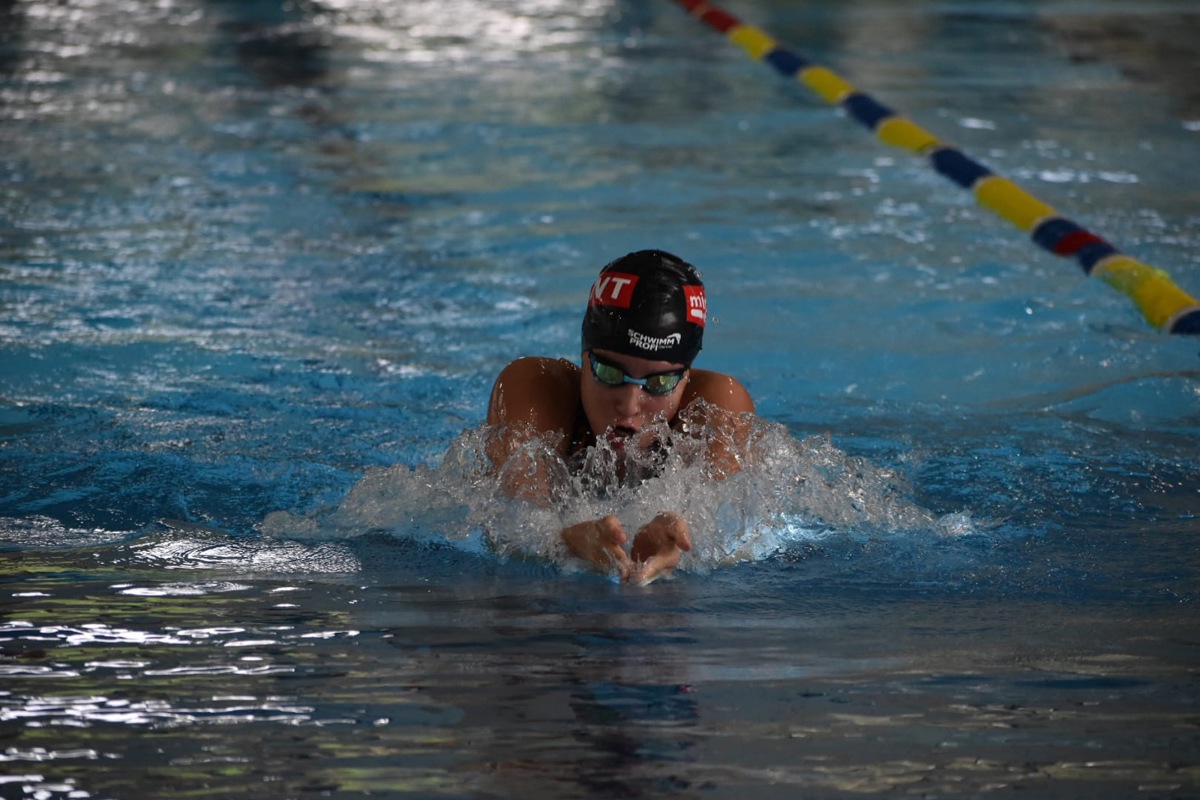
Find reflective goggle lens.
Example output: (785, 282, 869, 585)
(588, 352, 685, 397)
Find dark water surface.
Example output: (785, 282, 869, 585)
(5, 534, 1198, 799)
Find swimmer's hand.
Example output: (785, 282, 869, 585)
(561, 515, 632, 578)
(629, 512, 692, 586)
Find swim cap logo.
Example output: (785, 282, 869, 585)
(628, 329, 682, 353)
(589, 272, 639, 309)
(683, 284, 706, 327)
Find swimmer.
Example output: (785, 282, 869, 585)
(486, 249, 756, 584)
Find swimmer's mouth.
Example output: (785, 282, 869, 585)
(607, 426, 638, 447)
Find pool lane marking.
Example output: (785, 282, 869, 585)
(673, 0, 1200, 336)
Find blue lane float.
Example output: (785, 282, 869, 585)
(673, 0, 1200, 335)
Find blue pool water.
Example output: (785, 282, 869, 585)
(2, 0, 1199, 797)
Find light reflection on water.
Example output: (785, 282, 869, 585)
(3, 559, 1197, 798)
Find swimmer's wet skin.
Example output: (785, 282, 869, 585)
(486, 250, 756, 584)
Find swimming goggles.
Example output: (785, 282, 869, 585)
(587, 351, 687, 397)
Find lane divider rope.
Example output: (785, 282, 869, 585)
(673, 0, 1200, 335)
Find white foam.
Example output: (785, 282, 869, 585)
(262, 412, 972, 574)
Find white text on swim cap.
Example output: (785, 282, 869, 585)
(589, 272, 639, 309)
(627, 329, 682, 352)
(684, 284, 707, 327)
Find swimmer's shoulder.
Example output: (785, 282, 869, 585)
(684, 368, 755, 415)
(494, 356, 580, 390)
(487, 356, 581, 429)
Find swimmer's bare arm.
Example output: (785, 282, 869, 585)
(484, 357, 676, 582)
(487, 358, 631, 575)
(681, 369, 757, 479)
(487, 360, 751, 581)
(486, 356, 580, 506)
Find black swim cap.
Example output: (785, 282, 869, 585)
(581, 250, 706, 366)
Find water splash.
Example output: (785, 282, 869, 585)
(0, 515, 134, 550)
(261, 415, 971, 574)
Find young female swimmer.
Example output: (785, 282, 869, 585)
(486, 250, 757, 584)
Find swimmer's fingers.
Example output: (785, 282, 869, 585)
(627, 513, 691, 585)
(612, 553, 635, 583)
(629, 533, 689, 585)
(629, 513, 691, 561)
(597, 516, 634, 579)
(561, 515, 630, 576)
(627, 554, 672, 586)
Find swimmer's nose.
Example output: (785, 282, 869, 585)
(612, 382, 644, 417)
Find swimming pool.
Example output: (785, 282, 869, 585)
(2, 0, 1198, 797)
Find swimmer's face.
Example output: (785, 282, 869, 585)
(580, 349, 689, 451)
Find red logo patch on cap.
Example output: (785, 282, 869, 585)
(589, 272, 639, 309)
(683, 284, 706, 327)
